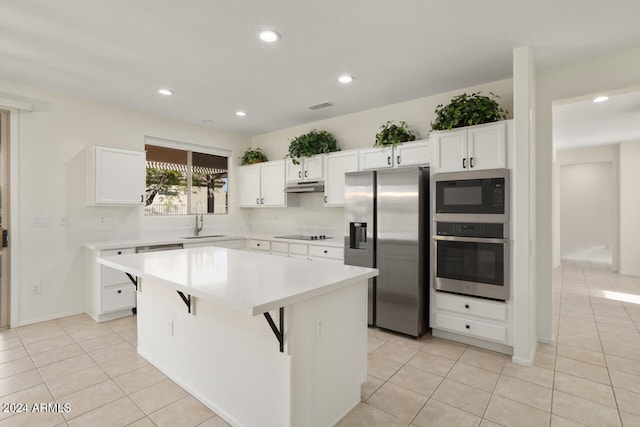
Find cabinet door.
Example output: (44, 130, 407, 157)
(304, 155, 324, 180)
(433, 130, 468, 173)
(238, 164, 262, 207)
(101, 248, 135, 287)
(358, 147, 394, 170)
(93, 146, 145, 205)
(261, 160, 287, 206)
(395, 140, 430, 167)
(324, 151, 359, 206)
(468, 122, 506, 170)
(285, 160, 303, 182)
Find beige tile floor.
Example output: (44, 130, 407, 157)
(0, 261, 638, 426)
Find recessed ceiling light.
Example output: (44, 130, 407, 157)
(235, 111, 246, 117)
(158, 88, 173, 96)
(338, 75, 354, 84)
(258, 30, 280, 43)
(593, 96, 609, 103)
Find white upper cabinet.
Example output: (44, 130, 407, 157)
(432, 122, 506, 173)
(238, 163, 262, 207)
(239, 160, 287, 207)
(393, 139, 431, 167)
(88, 146, 145, 205)
(359, 140, 430, 170)
(324, 150, 359, 206)
(286, 155, 324, 182)
(358, 146, 394, 170)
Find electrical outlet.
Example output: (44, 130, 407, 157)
(31, 282, 41, 295)
(315, 318, 325, 337)
(167, 320, 174, 337)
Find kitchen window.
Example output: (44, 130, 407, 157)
(144, 137, 229, 216)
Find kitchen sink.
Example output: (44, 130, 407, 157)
(182, 235, 226, 239)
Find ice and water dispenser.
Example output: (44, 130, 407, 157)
(349, 222, 368, 250)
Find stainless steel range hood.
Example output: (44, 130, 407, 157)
(285, 181, 324, 193)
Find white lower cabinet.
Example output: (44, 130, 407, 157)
(433, 292, 509, 344)
(270, 241, 289, 256)
(246, 239, 271, 252)
(86, 247, 137, 322)
(309, 245, 343, 262)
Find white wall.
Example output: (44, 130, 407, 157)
(251, 79, 514, 160)
(559, 161, 614, 260)
(0, 78, 251, 326)
(536, 45, 640, 342)
(619, 140, 640, 276)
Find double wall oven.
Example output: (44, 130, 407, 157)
(433, 169, 510, 301)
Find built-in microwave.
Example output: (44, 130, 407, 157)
(434, 169, 509, 223)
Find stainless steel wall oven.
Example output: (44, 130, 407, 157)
(433, 222, 509, 301)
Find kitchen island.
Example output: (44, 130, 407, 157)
(98, 246, 377, 427)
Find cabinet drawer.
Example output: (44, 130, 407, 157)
(309, 245, 343, 261)
(102, 285, 136, 314)
(289, 243, 308, 256)
(435, 292, 507, 321)
(271, 241, 288, 254)
(435, 312, 507, 343)
(247, 239, 271, 251)
(101, 248, 135, 286)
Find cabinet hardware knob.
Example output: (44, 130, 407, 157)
(470, 157, 474, 168)
(387, 156, 391, 166)
(304, 170, 308, 178)
(261, 198, 264, 204)
(324, 196, 327, 203)
(397, 155, 401, 165)
(140, 195, 144, 203)
(117, 290, 122, 294)
(324, 250, 328, 254)
(256, 198, 260, 205)
(465, 304, 469, 309)
(463, 158, 467, 169)
(117, 251, 122, 255)
(257, 243, 260, 246)
(465, 324, 470, 329)
(298, 171, 302, 178)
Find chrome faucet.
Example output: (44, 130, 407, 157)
(195, 201, 204, 236)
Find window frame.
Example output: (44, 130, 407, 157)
(144, 136, 231, 216)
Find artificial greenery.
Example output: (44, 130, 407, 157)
(240, 147, 268, 165)
(431, 92, 508, 131)
(287, 129, 339, 164)
(374, 121, 416, 147)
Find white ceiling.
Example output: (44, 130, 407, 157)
(2, 0, 640, 136)
(553, 90, 640, 150)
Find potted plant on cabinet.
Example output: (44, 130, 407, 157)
(287, 129, 339, 164)
(240, 147, 268, 165)
(374, 120, 416, 147)
(431, 92, 508, 131)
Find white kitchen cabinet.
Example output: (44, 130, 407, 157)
(246, 239, 271, 252)
(85, 247, 137, 322)
(88, 146, 146, 205)
(288, 243, 309, 259)
(308, 245, 343, 262)
(358, 146, 394, 170)
(358, 140, 430, 170)
(238, 160, 287, 207)
(270, 241, 289, 256)
(323, 150, 359, 206)
(432, 121, 506, 173)
(286, 155, 324, 182)
(432, 291, 510, 344)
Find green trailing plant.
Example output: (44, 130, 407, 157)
(240, 147, 268, 165)
(287, 129, 339, 164)
(431, 92, 508, 131)
(374, 121, 416, 147)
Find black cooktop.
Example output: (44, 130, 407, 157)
(274, 235, 333, 241)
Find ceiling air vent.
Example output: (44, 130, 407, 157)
(307, 102, 333, 111)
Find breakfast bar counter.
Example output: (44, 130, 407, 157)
(98, 246, 377, 427)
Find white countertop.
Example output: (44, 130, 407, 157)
(98, 246, 376, 316)
(84, 233, 343, 250)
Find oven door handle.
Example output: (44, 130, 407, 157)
(432, 235, 509, 244)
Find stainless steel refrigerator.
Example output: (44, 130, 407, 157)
(344, 166, 429, 337)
